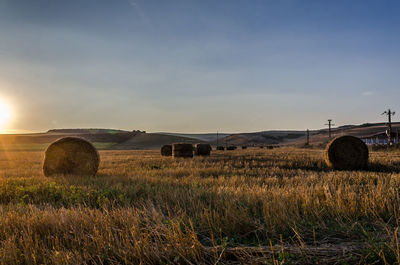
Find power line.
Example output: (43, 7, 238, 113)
(324, 119, 335, 139)
(382, 109, 395, 145)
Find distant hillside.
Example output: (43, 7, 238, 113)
(0, 130, 141, 151)
(292, 122, 400, 146)
(217, 131, 306, 146)
(47, 128, 135, 134)
(0, 122, 398, 151)
(0, 129, 206, 151)
(111, 133, 206, 150)
(214, 123, 400, 147)
(160, 131, 307, 146)
(157, 132, 230, 142)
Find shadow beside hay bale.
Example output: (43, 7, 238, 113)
(161, 145, 172, 156)
(367, 162, 400, 173)
(173, 143, 193, 158)
(43, 137, 99, 177)
(325, 135, 369, 170)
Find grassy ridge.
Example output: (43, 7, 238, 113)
(0, 142, 117, 151)
(0, 148, 400, 264)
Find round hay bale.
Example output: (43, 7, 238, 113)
(217, 146, 225, 151)
(195, 143, 212, 156)
(43, 137, 99, 177)
(161, 145, 172, 156)
(325, 135, 369, 170)
(173, 143, 193, 158)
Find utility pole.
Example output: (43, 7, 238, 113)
(325, 119, 335, 139)
(382, 109, 395, 145)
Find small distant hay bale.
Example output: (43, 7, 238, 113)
(43, 137, 99, 177)
(325, 135, 369, 170)
(259, 146, 264, 149)
(267, 146, 274, 150)
(195, 144, 212, 156)
(161, 145, 172, 156)
(217, 146, 225, 151)
(173, 143, 193, 158)
(226, 146, 237, 151)
(242, 146, 247, 149)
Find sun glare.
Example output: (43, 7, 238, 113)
(0, 100, 11, 133)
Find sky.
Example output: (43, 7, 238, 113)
(0, 0, 400, 133)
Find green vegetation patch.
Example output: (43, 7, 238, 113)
(0, 180, 127, 208)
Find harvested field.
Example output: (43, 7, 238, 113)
(0, 147, 399, 264)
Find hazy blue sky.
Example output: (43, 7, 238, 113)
(0, 0, 399, 133)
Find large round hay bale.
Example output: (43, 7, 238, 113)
(325, 135, 369, 170)
(161, 145, 172, 156)
(195, 143, 212, 156)
(43, 137, 99, 177)
(173, 143, 193, 158)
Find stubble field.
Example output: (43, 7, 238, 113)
(0, 147, 400, 264)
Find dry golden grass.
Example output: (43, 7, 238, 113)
(0, 147, 400, 264)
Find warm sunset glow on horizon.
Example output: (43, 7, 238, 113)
(0, 99, 12, 133)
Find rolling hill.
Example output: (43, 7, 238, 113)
(0, 129, 205, 151)
(0, 122, 396, 151)
(111, 133, 205, 150)
(156, 132, 230, 142)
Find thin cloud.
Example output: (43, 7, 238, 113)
(128, 0, 152, 28)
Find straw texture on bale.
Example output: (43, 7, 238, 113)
(160, 145, 172, 156)
(195, 144, 212, 156)
(43, 137, 99, 177)
(325, 135, 369, 170)
(217, 146, 225, 151)
(173, 143, 193, 158)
